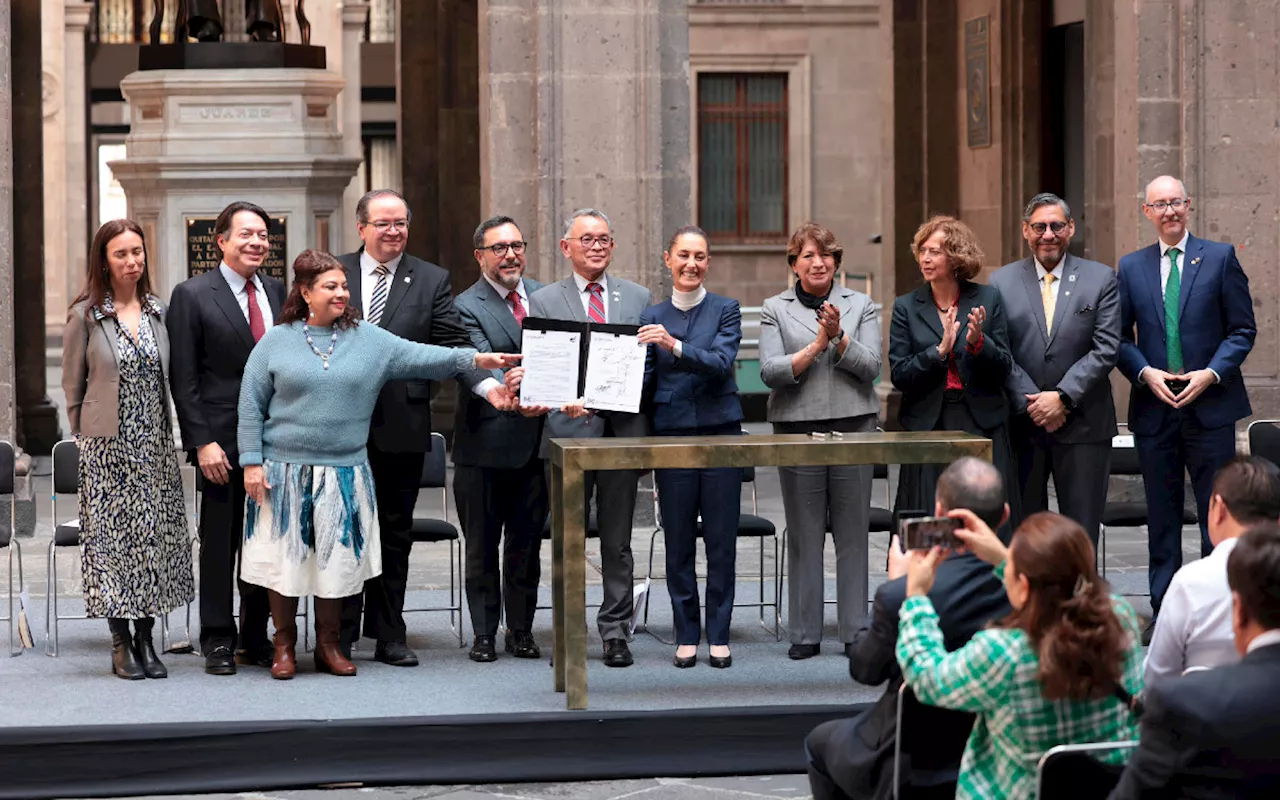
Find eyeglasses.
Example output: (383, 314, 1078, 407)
(1144, 199, 1188, 212)
(368, 220, 409, 232)
(485, 241, 527, 256)
(1028, 221, 1070, 236)
(572, 235, 613, 250)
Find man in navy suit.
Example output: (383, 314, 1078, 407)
(452, 216, 546, 663)
(1116, 175, 1256, 639)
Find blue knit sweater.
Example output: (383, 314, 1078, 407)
(238, 321, 477, 468)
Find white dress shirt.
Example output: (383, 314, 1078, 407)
(471, 275, 528, 398)
(218, 263, 275, 333)
(572, 272, 608, 322)
(358, 250, 404, 316)
(1144, 536, 1240, 684)
(1245, 628, 1280, 655)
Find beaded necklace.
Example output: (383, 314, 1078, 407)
(303, 324, 339, 370)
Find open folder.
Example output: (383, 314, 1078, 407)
(518, 317, 646, 414)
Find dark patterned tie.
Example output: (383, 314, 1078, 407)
(245, 280, 266, 343)
(508, 290, 526, 325)
(586, 282, 606, 324)
(367, 263, 390, 325)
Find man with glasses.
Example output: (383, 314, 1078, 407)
(336, 189, 503, 666)
(1116, 175, 1256, 644)
(452, 216, 548, 663)
(989, 193, 1120, 547)
(522, 208, 653, 667)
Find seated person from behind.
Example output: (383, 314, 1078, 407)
(805, 457, 1012, 800)
(1145, 455, 1280, 684)
(1110, 523, 1280, 799)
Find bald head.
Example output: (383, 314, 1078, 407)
(936, 457, 1006, 529)
(1142, 175, 1191, 246)
(1144, 175, 1188, 203)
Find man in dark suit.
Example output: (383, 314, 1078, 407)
(1116, 175, 1256, 638)
(806, 457, 1012, 800)
(168, 200, 285, 675)
(453, 215, 546, 663)
(518, 208, 653, 668)
(990, 193, 1121, 546)
(1109, 522, 1280, 799)
(337, 189, 497, 666)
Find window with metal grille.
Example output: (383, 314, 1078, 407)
(697, 72, 789, 244)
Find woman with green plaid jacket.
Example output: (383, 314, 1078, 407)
(896, 510, 1144, 800)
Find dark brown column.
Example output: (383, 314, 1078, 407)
(11, 0, 60, 453)
(397, 0, 440, 263)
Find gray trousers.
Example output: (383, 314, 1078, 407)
(778, 462, 872, 645)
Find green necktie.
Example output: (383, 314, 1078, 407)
(1165, 247, 1183, 373)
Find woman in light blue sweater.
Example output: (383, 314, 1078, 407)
(237, 249, 517, 679)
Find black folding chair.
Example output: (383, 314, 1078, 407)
(892, 681, 970, 800)
(1035, 740, 1135, 800)
(1, 441, 27, 656)
(643, 464, 782, 642)
(1100, 426, 1196, 581)
(1247, 419, 1280, 468)
(46, 439, 84, 656)
(401, 431, 465, 647)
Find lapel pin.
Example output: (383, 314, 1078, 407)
(1068, 274, 1077, 282)
(404, 276, 411, 284)
(1065, 291, 1071, 297)
(1192, 257, 1201, 265)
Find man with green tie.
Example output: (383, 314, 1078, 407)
(1116, 175, 1257, 644)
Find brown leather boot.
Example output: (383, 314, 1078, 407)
(313, 597, 357, 676)
(267, 591, 299, 680)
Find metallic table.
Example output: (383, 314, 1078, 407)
(547, 430, 993, 710)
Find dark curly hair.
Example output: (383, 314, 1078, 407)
(1002, 512, 1129, 701)
(910, 215, 985, 281)
(277, 249, 361, 329)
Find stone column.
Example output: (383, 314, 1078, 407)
(479, 0, 691, 294)
(0, 0, 14, 444)
(63, 2, 92, 320)
(12, 0, 61, 453)
(340, 2, 369, 253)
(40, 0, 66, 330)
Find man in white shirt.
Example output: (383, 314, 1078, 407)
(1144, 455, 1280, 683)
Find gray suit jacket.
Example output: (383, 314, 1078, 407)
(527, 273, 653, 457)
(989, 254, 1121, 444)
(63, 298, 173, 438)
(759, 285, 882, 422)
(452, 276, 545, 469)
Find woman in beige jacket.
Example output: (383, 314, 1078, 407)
(62, 219, 193, 680)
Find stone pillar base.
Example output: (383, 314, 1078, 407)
(18, 398, 62, 455)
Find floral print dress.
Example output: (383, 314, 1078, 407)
(77, 300, 194, 618)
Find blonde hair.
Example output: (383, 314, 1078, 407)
(910, 215, 984, 281)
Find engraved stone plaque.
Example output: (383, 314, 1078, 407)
(186, 216, 288, 285)
(965, 15, 991, 149)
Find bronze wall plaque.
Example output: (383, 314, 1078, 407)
(186, 216, 288, 285)
(965, 15, 991, 149)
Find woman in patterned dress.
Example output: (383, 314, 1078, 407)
(237, 249, 519, 679)
(62, 219, 194, 680)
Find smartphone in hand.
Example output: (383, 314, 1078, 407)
(901, 516, 963, 550)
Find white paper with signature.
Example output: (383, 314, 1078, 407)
(583, 331, 646, 413)
(519, 328, 582, 409)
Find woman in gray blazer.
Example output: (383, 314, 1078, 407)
(759, 222, 882, 659)
(62, 219, 194, 680)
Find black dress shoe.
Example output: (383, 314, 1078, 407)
(788, 643, 820, 660)
(673, 652, 697, 668)
(1141, 617, 1157, 647)
(709, 654, 732, 669)
(505, 630, 541, 659)
(204, 645, 237, 675)
(235, 644, 275, 669)
(602, 638, 634, 667)
(374, 640, 420, 667)
(470, 635, 498, 662)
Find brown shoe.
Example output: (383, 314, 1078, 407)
(267, 591, 299, 680)
(313, 597, 357, 676)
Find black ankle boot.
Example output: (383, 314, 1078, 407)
(133, 617, 167, 679)
(108, 618, 145, 680)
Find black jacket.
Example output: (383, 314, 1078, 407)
(166, 267, 286, 464)
(339, 249, 482, 452)
(1109, 643, 1280, 799)
(831, 553, 1011, 799)
(889, 281, 1013, 432)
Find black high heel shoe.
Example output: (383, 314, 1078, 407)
(673, 647, 698, 668)
(708, 651, 732, 669)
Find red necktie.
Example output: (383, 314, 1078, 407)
(507, 290, 527, 325)
(587, 282, 606, 324)
(246, 280, 266, 343)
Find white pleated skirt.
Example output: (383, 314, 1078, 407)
(240, 459, 383, 598)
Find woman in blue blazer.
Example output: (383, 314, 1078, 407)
(638, 225, 744, 668)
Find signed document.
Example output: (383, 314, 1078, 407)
(519, 327, 582, 409)
(583, 328, 646, 413)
